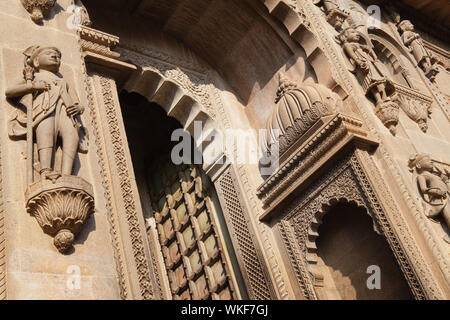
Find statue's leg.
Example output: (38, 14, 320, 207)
(35, 115, 55, 177)
(59, 113, 79, 176)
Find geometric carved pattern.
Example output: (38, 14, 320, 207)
(147, 160, 236, 300)
(218, 170, 273, 300)
(84, 73, 128, 299)
(99, 76, 154, 299)
(278, 150, 428, 300)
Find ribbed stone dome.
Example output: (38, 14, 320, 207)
(263, 75, 341, 156)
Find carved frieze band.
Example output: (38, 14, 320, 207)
(84, 74, 129, 299)
(98, 76, 154, 299)
(278, 150, 437, 300)
(79, 26, 120, 59)
(216, 169, 275, 300)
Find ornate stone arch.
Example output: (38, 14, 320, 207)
(277, 150, 429, 300)
(81, 28, 277, 299)
(368, 29, 419, 85)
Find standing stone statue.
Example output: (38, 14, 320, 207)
(339, 27, 399, 134)
(5, 46, 85, 181)
(4, 46, 94, 254)
(397, 20, 439, 81)
(409, 154, 450, 243)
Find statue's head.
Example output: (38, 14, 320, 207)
(398, 20, 414, 32)
(409, 154, 433, 173)
(24, 46, 61, 72)
(340, 27, 360, 43)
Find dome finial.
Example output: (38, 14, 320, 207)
(275, 73, 298, 103)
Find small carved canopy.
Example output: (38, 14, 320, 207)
(262, 75, 341, 157)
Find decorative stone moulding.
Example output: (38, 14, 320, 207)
(79, 26, 120, 59)
(26, 176, 95, 253)
(258, 112, 378, 218)
(262, 75, 341, 159)
(21, 0, 56, 24)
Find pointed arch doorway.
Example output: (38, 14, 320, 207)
(119, 91, 247, 300)
(314, 201, 414, 300)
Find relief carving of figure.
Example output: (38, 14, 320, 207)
(339, 27, 399, 134)
(5, 46, 85, 182)
(340, 28, 391, 104)
(313, 0, 348, 29)
(397, 20, 439, 81)
(4, 46, 93, 253)
(409, 154, 450, 243)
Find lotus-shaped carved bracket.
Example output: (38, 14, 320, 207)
(26, 176, 95, 253)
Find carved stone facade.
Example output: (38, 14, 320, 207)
(0, 0, 449, 300)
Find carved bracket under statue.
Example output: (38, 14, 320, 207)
(409, 154, 450, 244)
(5, 45, 94, 253)
(26, 176, 94, 253)
(20, 0, 57, 24)
(393, 83, 433, 133)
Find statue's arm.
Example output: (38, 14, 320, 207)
(417, 175, 432, 202)
(66, 82, 84, 115)
(417, 175, 428, 193)
(5, 81, 32, 99)
(402, 32, 416, 47)
(343, 44, 358, 64)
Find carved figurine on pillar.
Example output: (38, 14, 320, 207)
(313, 0, 348, 30)
(5, 46, 94, 253)
(339, 27, 399, 135)
(397, 20, 439, 82)
(409, 154, 450, 244)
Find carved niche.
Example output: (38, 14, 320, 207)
(256, 88, 431, 298)
(5, 46, 94, 253)
(20, 0, 56, 24)
(409, 154, 450, 243)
